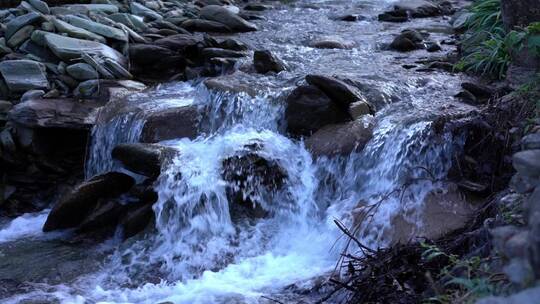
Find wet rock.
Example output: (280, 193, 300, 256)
(141, 106, 200, 143)
(306, 74, 369, 108)
(389, 35, 418, 52)
(332, 14, 364, 22)
(461, 82, 493, 100)
(112, 143, 177, 178)
(513, 150, 540, 178)
(216, 38, 249, 51)
(155, 34, 204, 52)
(305, 116, 374, 157)
(77, 200, 125, 234)
(349, 100, 372, 119)
(455, 89, 477, 105)
(285, 85, 351, 137)
(200, 5, 257, 32)
(0, 60, 48, 94)
(66, 63, 99, 81)
(43, 172, 135, 232)
(310, 36, 354, 49)
(389, 183, 476, 244)
(253, 50, 285, 74)
(109, 13, 148, 32)
(394, 0, 443, 18)
(121, 203, 154, 239)
(182, 18, 231, 33)
(8, 98, 99, 129)
(378, 9, 408, 23)
(426, 41, 441, 52)
(244, 4, 271, 11)
(202, 47, 246, 59)
(222, 150, 287, 219)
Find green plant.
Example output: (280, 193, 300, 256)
(420, 243, 509, 304)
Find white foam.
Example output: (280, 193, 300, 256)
(0, 210, 49, 243)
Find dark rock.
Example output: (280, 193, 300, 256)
(202, 47, 246, 59)
(8, 98, 100, 130)
(222, 150, 287, 219)
(181, 19, 231, 33)
(5, 12, 42, 41)
(461, 82, 493, 100)
(253, 50, 285, 74)
(455, 90, 478, 105)
(389, 36, 418, 52)
(121, 203, 154, 239)
(394, 0, 443, 18)
(310, 37, 354, 49)
(112, 143, 177, 178)
(501, 0, 540, 30)
(244, 4, 271, 11)
(378, 9, 409, 23)
(200, 5, 257, 32)
(216, 38, 249, 51)
(77, 200, 125, 234)
(129, 44, 176, 66)
(43, 172, 135, 232)
(305, 117, 374, 157)
(0, 60, 48, 95)
(141, 106, 200, 143)
(332, 14, 364, 22)
(306, 74, 368, 108)
(426, 41, 442, 52)
(285, 85, 351, 137)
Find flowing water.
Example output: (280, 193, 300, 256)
(1, 0, 475, 303)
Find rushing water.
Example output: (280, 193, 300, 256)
(0, 0, 475, 303)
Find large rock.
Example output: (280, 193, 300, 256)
(0, 60, 48, 94)
(393, 0, 443, 18)
(63, 4, 119, 14)
(121, 203, 154, 239)
(253, 50, 285, 74)
(8, 98, 100, 129)
(5, 12, 42, 41)
(7, 25, 35, 48)
(112, 143, 177, 178)
(43, 172, 135, 232)
(43, 33, 127, 67)
(285, 85, 351, 137)
(141, 106, 200, 143)
(66, 63, 99, 81)
(513, 150, 540, 178)
(182, 19, 231, 33)
(306, 74, 371, 108)
(64, 15, 128, 42)
(305, 116, 374, 157)
(222, 150, 287, 219)
(51, 18, 107, 43)
(388, 183, 476, 244)
(310, 36, 354, 49)
(200, 5, 257, 32)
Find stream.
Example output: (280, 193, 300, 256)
(0, 0, 475, 303)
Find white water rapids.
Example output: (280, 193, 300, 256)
(0, 0, 476, 302)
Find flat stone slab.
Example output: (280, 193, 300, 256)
(64, 15, 128, 42)
(43, 33, 127, 67)
(8, 98, 100, 129)
(0, 60, 48, 94)
(5, 12, 41, 41)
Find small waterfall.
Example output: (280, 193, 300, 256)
(85, 112, 146, 178)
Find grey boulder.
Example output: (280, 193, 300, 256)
(200, 5, 257, 32)
(0, 60, 48, 94)
(66, 63, 99, 81)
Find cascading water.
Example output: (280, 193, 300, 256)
(0, 0, 477, 302)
